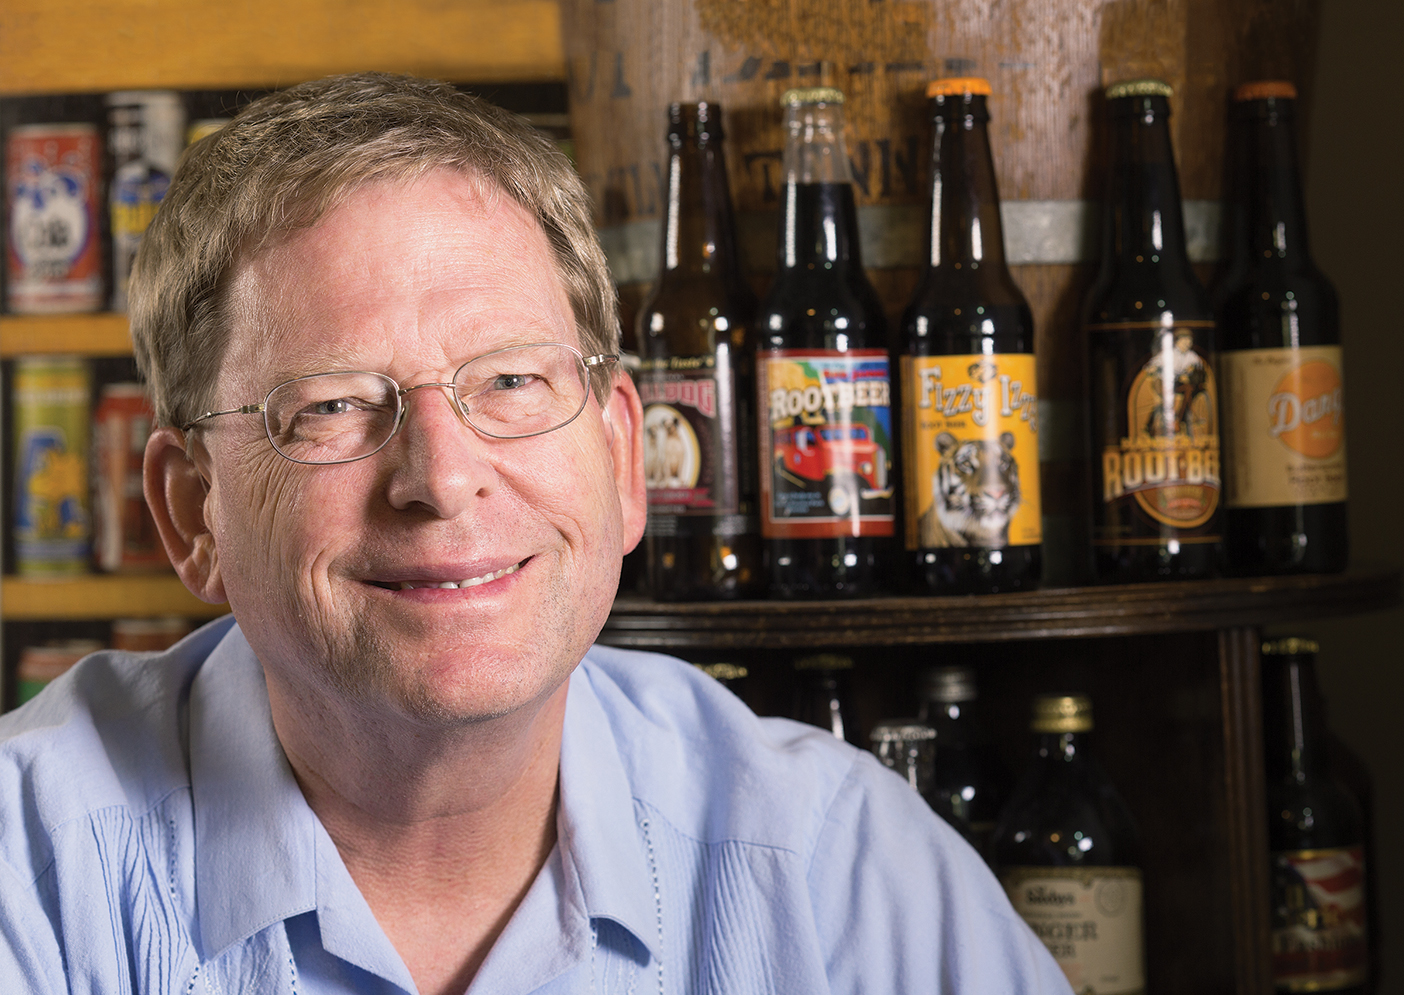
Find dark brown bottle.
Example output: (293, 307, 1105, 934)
(756, 87, 895, 598)
(1086, 79, 1223, 582)
(637, 102, 762, 600)
(992, 694, 1144, 992)
(1262, 637, 1370, 993)
(900, 77, 1041, 594)
(1216, 81, 1348, 576)
(790, 652, 860, 746)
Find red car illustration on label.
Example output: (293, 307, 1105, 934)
(774, 423, 892, 516)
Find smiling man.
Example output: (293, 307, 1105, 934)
(0, 74, 1070, 994)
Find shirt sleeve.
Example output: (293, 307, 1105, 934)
(805, 751, 1073, 995)
(0, 857, 68, 993)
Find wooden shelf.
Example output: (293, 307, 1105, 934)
(1, 574, 227, 621)
(0, 313, 132, 357)
(0, 0, 563, 95)
(602, 564, 1403, 649)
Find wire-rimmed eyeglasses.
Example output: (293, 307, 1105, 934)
(180, 342, 618, 465)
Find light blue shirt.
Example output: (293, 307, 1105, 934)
(0, 616, 1070, 994)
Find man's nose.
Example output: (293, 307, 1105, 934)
(383, 382, 496, 517)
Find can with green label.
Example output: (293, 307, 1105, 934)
(13, 355, 92, 575)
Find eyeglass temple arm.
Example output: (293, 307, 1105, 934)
(181, 403, 267, 431)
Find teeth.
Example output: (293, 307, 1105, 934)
(396, 562, 521, 591)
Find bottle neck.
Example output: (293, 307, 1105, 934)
(1226, 97, 1315, 271)
(777, 100, 864, 271)
(927, 95, 1008, 271)
(1264, 655, 1332, 782)
(922, 698, 977, 745)
(660, 113, 744, 281)
(1101, 95, 1194, 273)
(1033, 730, 1090, 765)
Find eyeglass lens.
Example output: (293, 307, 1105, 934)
(264, 343, 591, 464)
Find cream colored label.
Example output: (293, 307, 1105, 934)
(1002, 866, 1145, 995)
(901, 353, 1041, 551)
(1221, 346, 1347, 508)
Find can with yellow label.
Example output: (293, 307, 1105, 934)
(13, 356, 92, 575)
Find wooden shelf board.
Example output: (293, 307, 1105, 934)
(0, 314, 132, 357)
(2, 575, 227, 620)
(0, 0, 564, 95)
(602, 564, 1403, 649)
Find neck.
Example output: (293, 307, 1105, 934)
(267, 674, 569, 995)
(1102, 96, 1194, 273)
(929, 97, 1008, 270)
(1229, 98, 1314, 271)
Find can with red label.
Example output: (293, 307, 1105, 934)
(93, 382, 168, 572)
(5, 123, 104, 313)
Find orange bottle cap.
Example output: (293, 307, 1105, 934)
(927, 77, 992, 98)
(1234, 80, 1297, 101)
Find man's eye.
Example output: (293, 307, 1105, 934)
(492, 373, 536, 391)
(309, 398, 354, 415)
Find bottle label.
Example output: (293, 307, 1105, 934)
(640, 355, 744, 537)
(758, 349, 895, 538)
(901, 353, 1042, 551)
(1270, 845, 1368, 991)
(1001, 866, 1145, 995)
(1220, 346, 1347, 508)
(1095, 324, 1221, 535)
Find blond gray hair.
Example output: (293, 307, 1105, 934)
(130, 72, 616, 428)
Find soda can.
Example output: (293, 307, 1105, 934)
(93, 382, 168, 572)
(16, 641, 103, 705)
(5, 123, 104, 313)
(107, 91, 184, 312)
(111, 617, 190, 652)
(13, 356, 92, 575)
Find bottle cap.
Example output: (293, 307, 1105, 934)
(1030, 693, 1094, 733)
(1262, 636, 1319, 656)
(869, 720, 936, 743)
(794, 652, 854, 671)
(926, 77, 992, 98)
(697, 662, 748, 682)
(1106, 78, 1174, 100)
(920, 665, 978, 703)
(781, 87, 845, 107)
(1234, 80, 1297, 102)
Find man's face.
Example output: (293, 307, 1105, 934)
(186, 170, 643, 727)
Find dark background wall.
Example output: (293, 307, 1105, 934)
(1304, 0, 1403, 987)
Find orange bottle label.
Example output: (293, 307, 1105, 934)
(1221, 345, 1347, 508)
(901, 353, 1041, 550)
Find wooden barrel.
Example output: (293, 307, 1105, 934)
(561, 0, 1322, 581)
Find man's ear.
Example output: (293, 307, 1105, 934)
(602, 372, 647, 554)
(144, 427, 227, 604)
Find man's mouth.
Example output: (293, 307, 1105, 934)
(371, 559, 528, 591)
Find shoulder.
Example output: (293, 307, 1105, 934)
(0, 617, 235, 876)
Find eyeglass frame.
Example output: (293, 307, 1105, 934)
(179, 341, 620, 466)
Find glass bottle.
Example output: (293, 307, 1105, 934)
(756, 87, 895, 598)
(901, 77, 1041, 594)
(637, 102, 763, 601)
(993, 693, 1144, 994)
(1085, 78, 1223, 582)
(1262, 637, 1370, 993)
(916, 664, 1011, 859)
(1216, 81, 1348, 576)
(869, 719, 937, 801)
(790, 652, 860, 746)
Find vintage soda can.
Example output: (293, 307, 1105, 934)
(5, 123, 104, 313)
(93, 382, 168, 572)
(111, 617, 190, 652)
(16, 641, 103, 705)
(13, 356, 92, 574)
(107, 91, 184, 311)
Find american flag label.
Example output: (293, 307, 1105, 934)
(1271, 845, 1368, 991)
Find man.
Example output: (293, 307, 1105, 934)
(0, 74, 1069, 993)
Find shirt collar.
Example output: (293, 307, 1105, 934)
(555, 658, 660, 960)
(188, 623, 319, 958)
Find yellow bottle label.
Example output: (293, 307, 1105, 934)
(901, 353, 1041, 551)
(1220, 345, 1347, 508)
(1002, 866, 1145, 995)
(1099, 329, 1221, 530)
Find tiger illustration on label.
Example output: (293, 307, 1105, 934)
(917, 431, 1022, 548)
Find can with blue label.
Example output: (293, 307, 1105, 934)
(13, 356, 92, 575)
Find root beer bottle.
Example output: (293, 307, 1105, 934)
(993, 694, 1145, 994)
(1262, 638, 1370, 993)
(1217, 82, 1348, 576)
(1086, 79, 1223, 582)
(638, 102, 762, 600)
(757, 88, 894, 598)
(900, 78, 1041, 594)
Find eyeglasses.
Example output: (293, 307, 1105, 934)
(181, 342, 618, 465)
